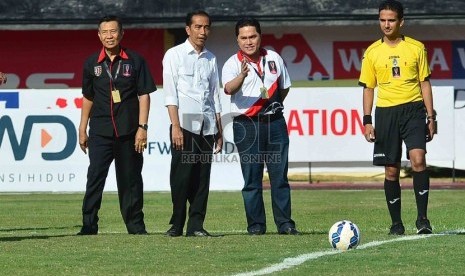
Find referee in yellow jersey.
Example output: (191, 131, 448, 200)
(359, 0, 436, 235)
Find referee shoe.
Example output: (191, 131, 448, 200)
(388, 222, 405, 235)
(416, 218, 433, 234)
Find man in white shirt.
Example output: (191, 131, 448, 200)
(162, 10, 223, 237)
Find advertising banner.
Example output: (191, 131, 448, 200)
(1, 26, 465, 88)
(286, 87, 454, 162)
(0, 29, 164, 88)
(0, 87, 455, 192)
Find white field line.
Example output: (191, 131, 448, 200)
(232, 230, 465, 276)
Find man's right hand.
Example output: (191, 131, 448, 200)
(364, 124, 376, 142)
(171, 124, 184, 150)
(240, 59, 250, 78)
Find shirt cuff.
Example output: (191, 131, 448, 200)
(164, 96, 178, 106)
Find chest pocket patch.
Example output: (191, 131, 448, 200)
(122, 64, 132, 77)
(94, 66, 102, 77)
(375, 64, 391, 84)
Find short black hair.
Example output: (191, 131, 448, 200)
(98, 15, 123, 32)
(185, 10, 211, 26)
(379, 0, 404, 19)
(235, 17, 261, 37)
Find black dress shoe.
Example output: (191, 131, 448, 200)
(279, 227, 300, 235)
(186, 229, 211, 237)
(248, 228, 266, 235)
(165, 226, 182, 237)
(186, 229, 223, 237)
(248, 225, 266, 235)
(77, 226, 98, 235)
(131, 229, 148, 235)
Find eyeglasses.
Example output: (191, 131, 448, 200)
(99, 29, 119, 36)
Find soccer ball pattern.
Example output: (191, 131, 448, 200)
(328, 220, 360, 251)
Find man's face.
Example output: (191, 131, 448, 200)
(379, 9, 403, 38)
(186, 15, 210, 50)
(237, 26, 261, 57)
(98, 21, 123, 50)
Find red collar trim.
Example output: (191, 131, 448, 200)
(237, 48, 267, 62)
(97, 47, 129, 63)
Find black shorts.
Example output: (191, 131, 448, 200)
(373, 101, 427, 166)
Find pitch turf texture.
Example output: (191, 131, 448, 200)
(1, 189, 465, 275)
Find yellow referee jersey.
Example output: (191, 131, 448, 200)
(358, 36, 431, 107)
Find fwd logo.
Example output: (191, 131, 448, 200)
(0, 92, 19, 108)
(0, 115, 77, 160)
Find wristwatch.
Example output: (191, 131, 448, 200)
(138, 124, 148, 130)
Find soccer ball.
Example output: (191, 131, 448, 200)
(328, 220, 360, 251)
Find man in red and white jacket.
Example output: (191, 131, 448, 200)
(222, 17, 299, 236)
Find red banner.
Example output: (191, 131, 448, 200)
(0, 29, 164, 88)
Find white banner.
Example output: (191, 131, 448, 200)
(0, 87, 456, 192)
(285, 87, 455, 162)
(0, 89, 244, 192)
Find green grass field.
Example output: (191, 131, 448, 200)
(1, 189, 464, 275)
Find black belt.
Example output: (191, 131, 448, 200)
(234, 113, 284, 123)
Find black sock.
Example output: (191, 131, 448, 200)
(384, 179, 402, 224)
(412, 170, 430, 220)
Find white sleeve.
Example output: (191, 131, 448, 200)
(221, 56, 239, 87)
(277, 54, 291, 89)
(162, 49, 179, 106)
(211, 57, 222, 113)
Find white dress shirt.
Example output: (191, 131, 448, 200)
(163, 39, 222, 135)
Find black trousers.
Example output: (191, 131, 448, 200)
(81, 133, 145, 233)
(169, 126, 215, 233)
